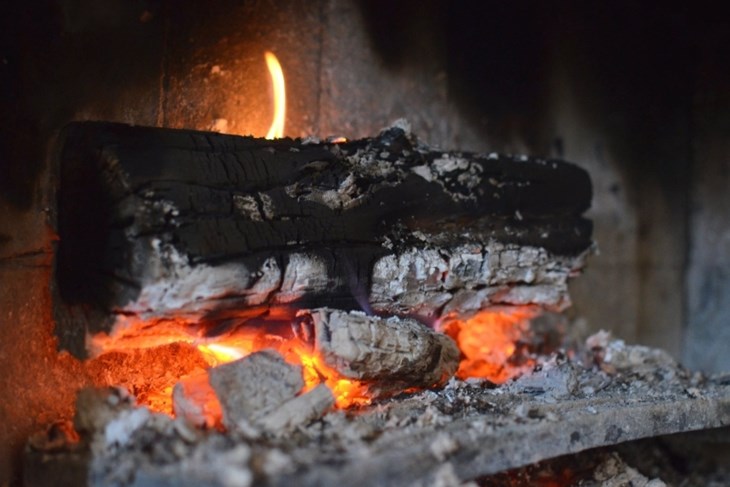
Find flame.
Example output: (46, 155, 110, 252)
(289, 344, 371, 408)
(264, 51, 286, 139)
(442, 306, 539, 384)
(197, 343, 248, 365)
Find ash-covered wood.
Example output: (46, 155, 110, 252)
(208, 350, 305, 433)
(296, 308, 459, 393)
(175, 351, 335, 436)
(53, 121, 592, 356)
(257, 384, 335, 435)
(73, 387, 136, 438)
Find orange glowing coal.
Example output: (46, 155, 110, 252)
(196, 331, 371, 409)
(87, 310, 370, 414)
(85, 304, 540, 423)
(264, 51, 286, 139)
(441, 306, 540, 384)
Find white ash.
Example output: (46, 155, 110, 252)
(274, 252, 329, 303)
(131, 438, 254, 487)
(208, 350, 304, 433)
(300, 135, 321, 145)
(288, 172, 368, 211)
(259, 448, 296, 477)
(243, 256, 281, 306)
(586, 330, 680, 379)
(119, 238, 253, 318)
(101, 250, 329, 352)
(370, 240, 587, 315)
(508, 355, 578, 402)
(258, 192, 275, 220)
(257, 384, 335, 435)
(103, 408, 153, 448)
(74, 387, 137, 436)
(588, 452, 667, 487)
(429, 433, 459, 461)
(434, 154, 485, 200)
(433, 155, 472, 174)
(410, 164, 433, 182)
(408, 153, 485, 202)
(343, 148, 400, 180)
(66, 339, 730, 487)
(232, 194, 262, 221)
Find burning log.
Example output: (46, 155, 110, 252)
(53, 121, 592, 356)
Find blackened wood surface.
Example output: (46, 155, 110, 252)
(55, 122, 592, 356)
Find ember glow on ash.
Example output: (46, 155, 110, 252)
(442, 306, 540, 384)
(264, 51, 285, 139)
(85, 304, 540, 425)
(196, 333, 371, 409)
(88, 310, 371, 416)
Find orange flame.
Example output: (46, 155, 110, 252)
(288, 344, 371, 408)
(442, 306, 539, 384)
(196, 334, 370, 409)
(264, 51, 286, 139)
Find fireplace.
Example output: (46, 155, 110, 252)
(1, 1, 729, 485)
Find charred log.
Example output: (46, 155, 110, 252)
(54, 121, 592, 356)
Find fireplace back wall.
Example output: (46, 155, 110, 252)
(1, 0, 728, 483)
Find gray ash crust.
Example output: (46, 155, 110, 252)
(50, 333, 730, 487)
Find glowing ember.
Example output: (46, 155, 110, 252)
(83, 342, 210, 415)
(197, 343, 247, 365)
(442, 306, 540, 384)
(197, 335, 371, 409)
(85, 305, 540, 419)
(89, 311, 371, 413)
(290, 345, 371, 408)
(264, 51, 286, 139)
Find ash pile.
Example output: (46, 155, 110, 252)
(25, 329, 730, 487)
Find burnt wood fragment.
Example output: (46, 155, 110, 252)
(295, 308, 459, 395)
(54, 121, 592, 356)
(208, 350, 305, 433)
(257, 384, 335, 435)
